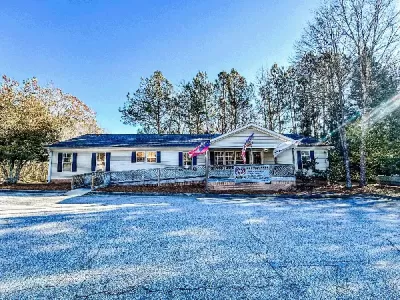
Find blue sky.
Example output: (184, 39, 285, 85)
(0, 0, 320, 133)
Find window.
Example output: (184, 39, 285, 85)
(235, 151, 244, 164)
(146, 151, 157, 163)
(215, 151, 224, 165)
(62, 153, 72, 171)
(136, 151, 145, 163)
(301, 151, 310, 162)
(96, 153, 106, 171)
(225, 151, 234, 165)
(183, 152, 192, 166)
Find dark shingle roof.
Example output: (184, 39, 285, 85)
(283, 134, 325, 146)
(49, 134, 221, 148)
(49, 132, 325, 148)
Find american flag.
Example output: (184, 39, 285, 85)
(189, 141, 210, 158)
(241, 133, 254, 163)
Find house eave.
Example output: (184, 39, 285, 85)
(210, 123, 295, 144)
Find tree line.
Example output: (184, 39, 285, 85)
(0, 76, 103, 183)
(121, 0, 400, 187)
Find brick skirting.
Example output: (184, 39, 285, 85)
(208, 181, 296, 191)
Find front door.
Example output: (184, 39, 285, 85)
(252, 152, 262, 164)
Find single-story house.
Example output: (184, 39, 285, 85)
(47, 124, 331, 183)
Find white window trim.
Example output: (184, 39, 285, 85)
(183, 152, 192, 167)
(213, 150, 258, 165)
(301, 150, 311, 161)
(225, 151, 235, 166)
(146, 151, 157, 163)
(235, 151, 244, 164)
(62, 153, 72, 172)
(215, 151, 224, 165)
(96, 153, 106, 171)
(136, 151, 146, 163)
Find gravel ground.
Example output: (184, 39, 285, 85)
(0, 193, 399, 299)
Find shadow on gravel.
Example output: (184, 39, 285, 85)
(0, 194, 399, 299)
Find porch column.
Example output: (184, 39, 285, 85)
(205, 151, 209, 191)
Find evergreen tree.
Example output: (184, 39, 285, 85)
(120, 71, 175, 134)
(214, 69, 255, 133)
(177, 72, 214, 134)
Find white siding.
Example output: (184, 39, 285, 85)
(211, 128, 288, 149)
(263, 151, 275, 164)
(51, 151, 92, 180)
(314, 149, 329, 171)
(50, 148, 206, 180)
(276, 149, 293, 165)
(294, 148, 330, 171)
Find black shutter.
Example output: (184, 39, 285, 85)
(57, 153, 63, 172)
(72, 153, 78, 172)
(297, 151, 302, 170)
(192, 156, 197, 166)
(209, 151, 215, 165)
(131, 151, 136, 163)
(91, 153, 96, 172)
(310, 150, 315, 170)
(178, 152, 183, 167)
(310, 150, 315, 161)
(105, 152, 111, 171)
(156, 151, 161, 163)
(245, 151, 250, 164)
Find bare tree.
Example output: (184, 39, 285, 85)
(297, 3, 353, 188)
(334, 0, 400, 186)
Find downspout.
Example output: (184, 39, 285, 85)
(47, 149, 53, 183)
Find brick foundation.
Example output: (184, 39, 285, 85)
(208, 181, 296, 192)
(50, 179, 72, 184)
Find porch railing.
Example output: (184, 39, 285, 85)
(271, 164, 295, 177)
(208, 164, 295, 178)
(71, 164, 295, 190)
(72, 166, 206, 190)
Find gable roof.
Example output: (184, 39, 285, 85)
(48, 134, 220, 148)
(210, 123, 294, 144)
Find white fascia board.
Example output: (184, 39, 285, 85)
(210, 123, 294, 144)
(48, 146, 196, 152)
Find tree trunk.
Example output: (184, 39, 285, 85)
(359, 110, 368, 186)
(339, 126, 352, 189)
(3, 163, 20, 184)
(359, 53, 369, 187)
(337, 66, 352, 189)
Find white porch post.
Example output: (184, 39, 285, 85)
(47, 149, 53, 183)
(205, 150, 209, 192)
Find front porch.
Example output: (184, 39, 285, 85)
(71, 163, 296, 191)
(209, 148, 280, 165)
(207, 163, 296, 191)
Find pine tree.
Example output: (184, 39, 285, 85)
(120, 71, 175, 134)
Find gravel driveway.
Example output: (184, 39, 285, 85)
(0, 192, 399, 299)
